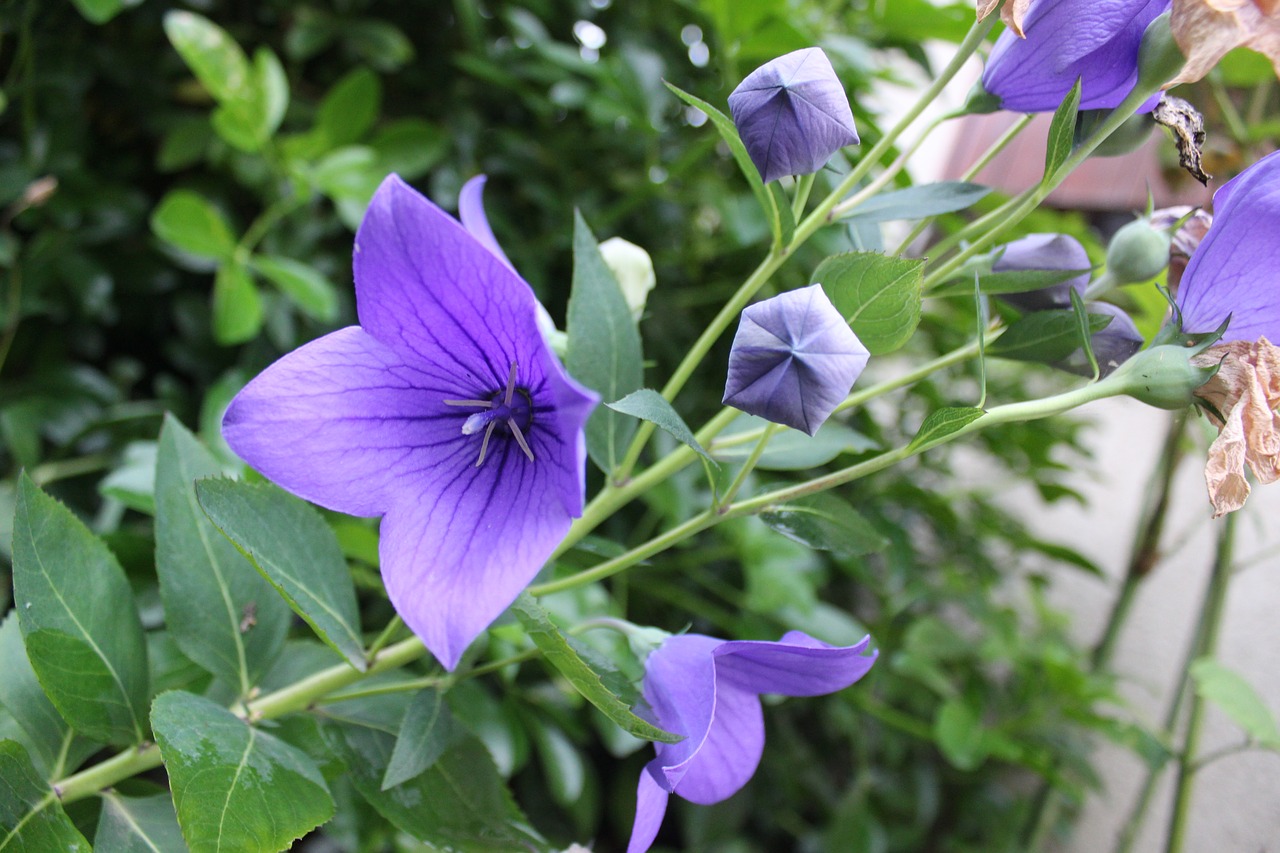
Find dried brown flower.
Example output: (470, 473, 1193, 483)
(1169, 0, 1280, 86)
(976, 0, 1032, 36)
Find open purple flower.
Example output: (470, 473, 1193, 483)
(627, 631, 877, 853)
(223, 175, 597, 670)
(1176, 150, 1280, 344)
(727, 48, 859, 184)
(723, 284, 869, 436)
(981, 0, 1171, 113)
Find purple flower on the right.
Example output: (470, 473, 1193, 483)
(981, 0, 1171, 113)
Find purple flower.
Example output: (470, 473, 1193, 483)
(1063, 301, 1145, 377)
(993, 232, 1092, 312)
(1176, 150, 1280, 344)
(981, 0, 1171, 113)
(627, 631, 877, 853)
(223, 175, 598, 670)
(722, 284, 870, 436)
(727, 48, 859, 184)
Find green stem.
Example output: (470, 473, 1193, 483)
(717, 422, 778, 508)
(365, 615, 403, 659)
(791, 173, 815, 220)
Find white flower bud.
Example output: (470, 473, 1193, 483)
(599, 236, 656, 321)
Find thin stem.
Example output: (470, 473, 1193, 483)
(791, 173, 815, 220)
(717, 422, 778, 508)
(829, 111, 953, 220)
(365, 615, 403, 660)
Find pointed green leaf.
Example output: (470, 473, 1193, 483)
(908, 407, 986, 453)
(606, 389, 715, 466)
(759, 494, 889, 556)
(152, 691, 334, 853)
(0, 740, 92, 851)
(566, 211, 643, 474)
(512, 596, 681, 744)
(196, 479, 366, 671)
(1044, 77, 1082, 180)
(12, 474, 149, 745)
(151, 191, 236, 261)
(840, 181, 991, 224)
(163, 12, 252, 106)
(95, 793, 188, 853)
(252, 47, 288, 139)
(1190, 659, 1280, 749)
(382, 689, 464, 790)
(811, 253, 924, 355)
(249, 255, 339, 321)
(155, 416, 289, 695)
(315, 67, 381, 150)
(987, 309, 1112, 363)
(211, 262, 263, 345)
(932, 267, 1091, 297)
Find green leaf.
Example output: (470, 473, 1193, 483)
(368, 119, 450, 179)
(987, 309, 1112, 364)
(249, 255, 339, 321)
(908, 407, 986, 453)
(840, 182, 991, 224)
(934, 697, 989, 771)
(99, 440, 158, 515)
(606, 389, 715, 466)
(195, 479, 367, 671)
(155, 416, 290, 695)
(69, 0, 126, 24)
(151, 190, 236, 261)
(663, 81, 779, 246)
(252, 48, 289, 140)
(12, 474, 149, 745)
(512, 596, 681, 744)
(1190, 659, 1280, 749)
(714, 414, 878, 470)
(0, 740, 92, 851)
(382, 689, 464, 790)
(811, 253, 924, 355)
(164, 11, 252, 105)
(932, 267, 1091, 297)
(759, 494, 889, 556)
(1044, 77, 1082, 180)
(96, 792, 189, 853)
(315, 67, 381, 150)
(526, 715, 585, 808)
(211, 261, 263, 345)
(565, 211, 644, 474)
(152, 691, 334, 853)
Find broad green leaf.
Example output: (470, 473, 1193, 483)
(1190, 659, 1280, 749)
(155, 416, 289, 696)
(663, 81, 779, 247)
(714, 414, 878, 471)
(382, 689, 464, 790)
(759, 494, 889, 556)
(196, 479, 366, 671)
(512, 596, 680, 744)
(934, 697, 989, 771)
(0, 740, 91, 851)
(932, 267, 1090, 297)
(1044, 77, 1082, 180)
(315, 67, 381, 150)
(211, 261, 263, 345)
(96, 793, 188, 853)
(566, 211, 643, 474)
(908, 407, 986, 453)
(606, 389, 715, 466)
(150, 191, 236, 261)
(811, 253, 924, 355)
(12, 474, 149, 745)
(152, 691, 333, 853)
(987, 309, 1112, 364)
(163, 12, 252, 105)
(249, 255, 339, 321)
(99, 440, 158, 515)
(840, 182, 991, 225)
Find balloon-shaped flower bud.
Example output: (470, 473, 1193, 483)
(1108, 339, 1219, 409)
(727, 48, 859, 184)
(723, 284, 869, 436)
(599, 236, 656, 321)
(992, 233, 1091, 312)
(1106, 217, 1172, 285)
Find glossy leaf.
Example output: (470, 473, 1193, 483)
(250, 255, 339, 321)
(760, 494, 889, 556)
(211, 261, 264, 345)
(96, 792, 189, 853)
(152, 691, 334, 853)
(155, 416, 289, 695)
(0, 740, 91, 851)
(1044, 77, 1082, 180)
(164, 11, 252, 106)
(841, 181, 991, 224)
(195, 478, 366, 671)
(151, 190, 236, 261)
(606, 389, 715, 466)
(1190, 659, 1280, 749)
(382, 688, 464, 790)
(812, 252, 924, 355)
(908, 407, 986, 453)
(12, 474, 149, 745)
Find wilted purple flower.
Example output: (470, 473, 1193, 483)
(993, 232, 1092, 311)
(722, 284, 869, 436)
(1176, 150, 1280, 344)
(223, 175, 597, 670)
(981, 0, 1171, 113)
(727, 48, 859, 184)
(627, 631, 877, 853)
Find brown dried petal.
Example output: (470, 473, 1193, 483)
(977, 0, 1031, 36)
(1169, 0, 1280, 86)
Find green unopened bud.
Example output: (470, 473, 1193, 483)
(626, 624, 672, 662)
(1106, 218, 1172, 284)
(1108, 343, 1218, 410)
(1136, 11, 1186, 91)
(599, 236, 655, 321)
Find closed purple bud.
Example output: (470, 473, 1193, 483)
(981, 0, 1171, 113)
(993, 232, 1091, 311)
(1176, 150, 1280, 344)
(728, 48, 859, 184)
(1063, 301, 1145, 377)
(722, 284, 870, 436)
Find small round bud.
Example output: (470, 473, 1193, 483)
(1106, 218, 1172, 285)
(1108, 343, 1217, 410)
(1136, 12, 1186, 92)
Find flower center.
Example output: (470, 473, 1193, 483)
(443, 362, 536, 467)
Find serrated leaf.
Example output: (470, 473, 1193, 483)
(1044, 77, 1082, 180)
(566, 211, 643, 474)
(759, 494, 889, 556)
(932, 267, 1091, 297)
(249, 255, 339, 321)
(934, 697, 989, 771)
(987, 309, 1112, 364)
(95, 793, 189, 853)
(512, 596, 680, 744)
(908, 407, 986, 453)
(812, 252, 923, 355)
(211, 261, 263, 345)
(196, 479, 366, 671)
(12, 474, 149, 745)
(0, 740, 92, 851)
(841, 181, 991, 224)
(382, 689, 464, 790)
(606, 389, 715, 466)
(152, 691, 333, 853)
(155, 416, 289, 696)
(714, 413, 879, 471)
(1190, 659, 1280, 749)
(151, 190, 236, 261)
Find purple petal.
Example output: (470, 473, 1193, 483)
(993, 233, 1092, 312)
(1083, 302, 1144, 376)
(626, 768, 671, 853)
(223, 327, 468, 517)
(458, 175, 516, 273)
(728, 48, 859, 184)
(1177, 150, 1280, 343)
(981, 0, 1170, 113)
(723, 284, 869, 436)
(714, 631, 877, 696)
